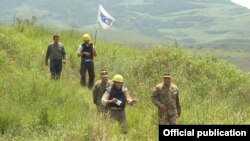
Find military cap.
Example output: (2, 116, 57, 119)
(163, 73, 172, 78)
(100, 69, 108, 77)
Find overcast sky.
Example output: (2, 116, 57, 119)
(231, 0, 250, 9)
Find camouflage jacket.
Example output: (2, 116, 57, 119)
(93, 80, 112, 106)
(151, 83, 181, 116)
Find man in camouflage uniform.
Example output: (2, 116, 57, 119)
(92, 69, 112, 113)
(151, 73, 181, 125)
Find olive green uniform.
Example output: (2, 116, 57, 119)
(93, 79, 112, 113)
(151, 83, 181, 125)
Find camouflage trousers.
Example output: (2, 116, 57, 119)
(158, 110, 177, 125)
(109, 109, 128, 133)
(96, 105, 108, 114)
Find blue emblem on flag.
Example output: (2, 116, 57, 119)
(98, 4, 115, 29)
(100, 12, 112, 25)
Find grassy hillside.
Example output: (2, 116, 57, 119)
(186, 45, 250, 72)
(0, 21, 250, 140)
(1, 0, 250, 46)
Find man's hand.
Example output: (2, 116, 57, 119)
(83, 52, 90, 56)
(177, 111, 181, 118)
(109, 98, 118, 104)
(62, 60, 66, 64)
(93, 99, 97, 105)
(128, 99, 138, 106)
(159, 104, 167, 111)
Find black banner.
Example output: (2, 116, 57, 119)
(159, 125, 250, 140)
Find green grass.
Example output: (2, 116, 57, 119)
(0, 21, 250, 140)
(186, 48, 250, 72)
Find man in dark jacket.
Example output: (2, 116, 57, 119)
(77, 33, 97, 88)
(101, 74, 137, 133)
(45, 35, 66, 80)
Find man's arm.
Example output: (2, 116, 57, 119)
(176, 91, 181, 117)
(151, 86, 161, 107)
(151, 86, 166, 111)
(62, 46, 66, 60)
(101, 91, 117, 106)
(125, 91, 137, 106)
(45, 45, 50, 65)
(124, 91, 132, 103)
(93, 45, 97, 57)
(101, 91, 110, 106)
(92, 83, 98, 104)
(77, 45, 83, 57)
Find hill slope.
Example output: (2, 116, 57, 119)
(0, 22, 249, 140)
(1, 0, 250, 47)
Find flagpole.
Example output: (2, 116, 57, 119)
(94, 27, 98, 46)
(94, 5, 100, 46)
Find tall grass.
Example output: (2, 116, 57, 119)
(0, 21, 249, 140)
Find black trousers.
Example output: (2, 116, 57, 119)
(80, 60, 95, 88)
(50, 59, 62, 80)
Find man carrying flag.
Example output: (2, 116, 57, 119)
(77, 33, 97, 88)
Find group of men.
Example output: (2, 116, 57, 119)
(45, 34, 181, 133)
(45, 33, 96, 86)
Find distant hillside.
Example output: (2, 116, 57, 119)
(1, 0, 250, 47)
(193, 39, 250, 72)
(199, 39, 250, 50)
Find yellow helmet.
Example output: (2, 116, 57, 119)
(112, 74, 124, 83)
(82, 34, 91, 41)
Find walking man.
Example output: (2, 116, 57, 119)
(151, 73, 181, 125)
(93, 69, 112, 113)
(101, 74, 137, 133)
(77, 33, 97, 88)
(45, 35, 66, 80)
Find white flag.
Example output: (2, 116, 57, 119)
(98, 4, 115, 29)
